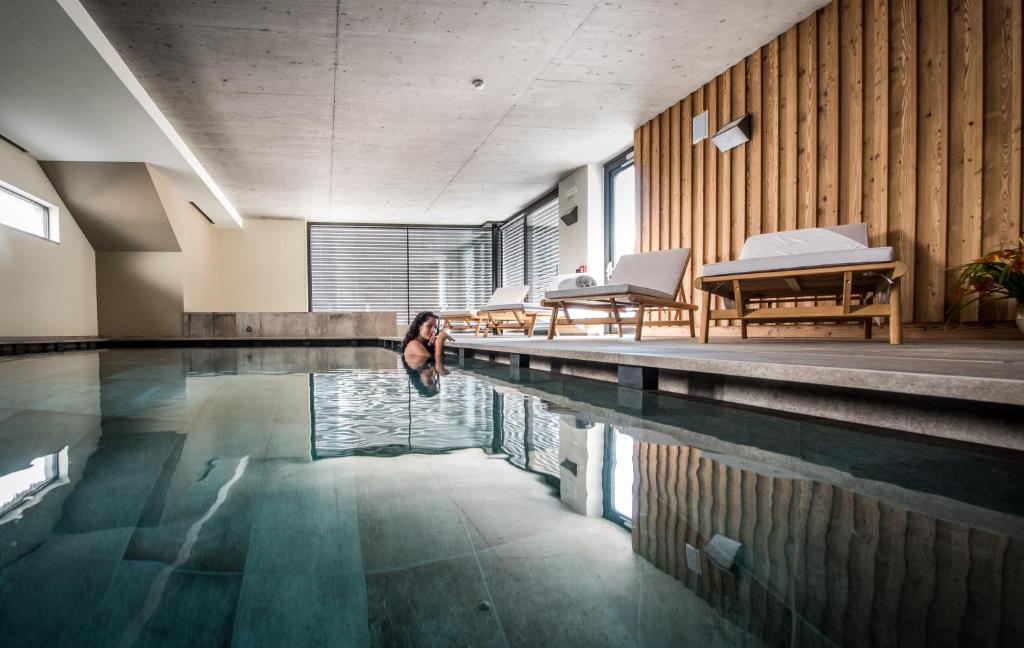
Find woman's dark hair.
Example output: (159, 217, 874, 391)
(401, 311, 439, 353)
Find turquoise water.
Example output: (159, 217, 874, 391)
(0, 347, 1021, 647)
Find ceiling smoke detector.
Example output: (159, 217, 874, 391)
(472, 79, 485, 90)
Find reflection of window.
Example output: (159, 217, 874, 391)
(0, 181, 58, 242)
(603, 427, 635, 527)
(604, 150, 635, 269)
(0, 447, 68, 522)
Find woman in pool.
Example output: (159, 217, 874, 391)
(401, 310, 452, 365)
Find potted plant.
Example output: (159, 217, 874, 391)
(948, 236, 1024, 334)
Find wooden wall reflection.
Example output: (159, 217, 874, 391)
(631, 442, 1024, 646)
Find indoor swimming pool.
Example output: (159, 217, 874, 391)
(0, 347, 1021, 647)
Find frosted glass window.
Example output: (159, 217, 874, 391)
(0, 183, 54, 241)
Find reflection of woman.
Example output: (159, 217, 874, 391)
(402, 357, 443, 398)
(401, 311, 452, 366)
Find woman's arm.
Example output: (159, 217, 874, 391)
(433, 329, 451, 366)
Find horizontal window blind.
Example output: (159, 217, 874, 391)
(309, 225, 409, 322)
(408, 228, 492, 318)
(499, 214, 526, 289)
(525, 195, 560, 303)
(309, 224, 492, 325)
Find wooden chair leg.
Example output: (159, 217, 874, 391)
(740, 320, 748, 340)
(527, 314, 537, 337)
(547, 304, 560, 340)
(634, 305, 646, 341)
(688, 311, 696, 338)
(699, 291, 711, 343)
(889, 280, 903, 344)
(864, 318, 872, 339)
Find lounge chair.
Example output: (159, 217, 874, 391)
(694, 223, 907, 344)
(540, 247, 697, 341)
(439, 285, 534, 336)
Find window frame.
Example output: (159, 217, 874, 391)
(0, 180, 59, 243)
(603, 147, 635, 271)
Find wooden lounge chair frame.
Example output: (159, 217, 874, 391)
(441, 312, 484, 335)
(693, 261, 908, 344)
(540, 273, 698, 341)
(477, 308, 545, 337)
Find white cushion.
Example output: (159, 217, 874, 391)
(440, 309, 476, 317)
(486, 285, 530, 306)
(608, 248, 690, 297)
(545, 283, 676, 301)
(739, 223, 869, 259)
(702, 246, 894, 277)
(477, 302, 546, 313)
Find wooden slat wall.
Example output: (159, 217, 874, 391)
(636, 0, 1024, 326)
(631, 441, 1023, 645)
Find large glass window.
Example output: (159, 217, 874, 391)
(604, 150, 636, 272)
(603, 426, 635, 527)
(524, 193, 559, 303)
(499, 213, 526, 288)
(0, 181, 58, 242)
(309, 224, 492, 324)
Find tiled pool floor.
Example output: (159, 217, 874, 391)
(0, 348, 1021, 647)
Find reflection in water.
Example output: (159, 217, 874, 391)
(311, 369, 562, 479)
(0, 446, 69, 524)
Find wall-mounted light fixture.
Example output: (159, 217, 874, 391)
(560, 206, 578, 226)
(711, 113, 752, 152)
(692, 111, 709, 144)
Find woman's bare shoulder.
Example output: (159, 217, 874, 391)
(404, 339, 429, 361)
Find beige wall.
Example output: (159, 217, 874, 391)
(150, 166, 219, 312)
(96, 252, 183, 337)
(217, 219, 307, 312)
(0, 140, 97, 337)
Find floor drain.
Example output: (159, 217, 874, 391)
(477, 600, 491, 612)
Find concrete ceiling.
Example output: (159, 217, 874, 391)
(79, 0, 827, 225)
(0, 0, 242, 227)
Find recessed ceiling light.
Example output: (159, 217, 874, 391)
(472, 79, 485, 89)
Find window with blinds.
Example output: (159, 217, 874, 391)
(309, 224, 492, 325)
(499, 214, 525, 288)
(524, 195, 560, 304)
(408, 227, 492, 317)
(309, 225, 409, 321)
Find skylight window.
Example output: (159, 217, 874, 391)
(0, 181, 59, 242)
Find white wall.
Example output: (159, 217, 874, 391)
(0, 139, 97, 337)
(96, 251, 183, 337)
(557, 164, 604, 280)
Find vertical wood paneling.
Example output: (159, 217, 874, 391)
(798, 14, 819, 230)
(839, 0, 865, 225)
(889, 0, 917, 323)
(660, 111, 671, 250)
(670, 102, 681, 250)
(747, 50, 763, 238)
(634, 0, 1021, 329)
(819, 2, 841, 227)
(763, 40, 781, 233)
(915, 1, 949, 322)
(731, 62, 747, 260)
(982, 0, 1023, 321)
(650, 117, 661, 252)
(948, 0, 984, 321)
(864, 0, 889, 246)
(780, 26, 799, 232)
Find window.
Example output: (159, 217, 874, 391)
(308, 224, 492, 325)
(0, 181, 58, 242)
(524, 193, 559, 303)
(499, 213, 526, 288)
(604, 149, 635, 271)
(602, 426, 635, 528)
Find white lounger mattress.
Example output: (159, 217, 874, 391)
(701, 246, 894, 277)
(476, 302, 547, 313)
(545, 283, 676, 301)
(440, 309, 476, 317)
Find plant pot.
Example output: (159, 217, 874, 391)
(1017, 303, 1024, 336)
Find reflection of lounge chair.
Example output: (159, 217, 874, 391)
(540, 248, 697, 341)
(694, 223, 907, 344)
(440, 286, 532, 336)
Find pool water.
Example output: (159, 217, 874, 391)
(0, 347, 1021, 647)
